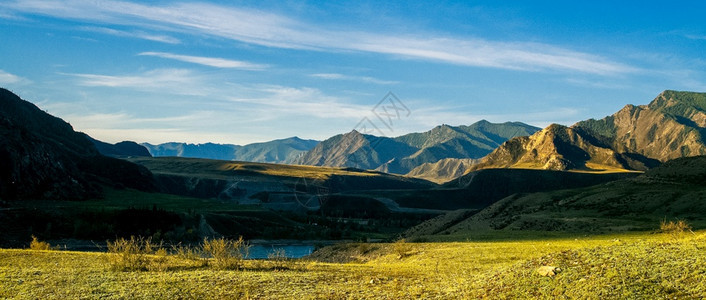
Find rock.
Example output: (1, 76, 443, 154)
(537, 266, 561, 277)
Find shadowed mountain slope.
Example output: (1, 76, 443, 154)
(0, 88, 154, 200)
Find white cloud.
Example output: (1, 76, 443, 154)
(138, 52, 267, 69)
(227, 85, 371, 119)
(0, 69, 30, 85)
(310, 73, 398, 85)
(67, 68, 194, 88)
(2, 0, 635, 75)
(684, 34, 706, 41)
(79, 26, 180, 44)
(564, 78, 629, 90)
(79, 128, 265, 145)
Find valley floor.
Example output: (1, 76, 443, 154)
(2, 231, 705, 299)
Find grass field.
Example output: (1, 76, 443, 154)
(2, 230, 704, 299)
(127, 156, 393, 181)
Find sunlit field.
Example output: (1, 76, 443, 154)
(2, 229, 705, 299)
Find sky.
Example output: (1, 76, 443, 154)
(1, 1, 705, 145)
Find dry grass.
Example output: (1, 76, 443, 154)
(660, 219, 694, 240)
(3, 231, 706, 298)
(106, 236, 161, 271)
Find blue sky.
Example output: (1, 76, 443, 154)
(1, 1, 705, 144)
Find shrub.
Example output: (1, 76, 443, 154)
(660, 219, 693, 240)
(393, 239, 414, 259)
(202, 237, 249, 270)
(29, 235, 52, 251)
(106, 236, 161, 271)
(172, 243, 202, 260)
(268, 248, 290, 270)
(148, 248, 169, 272)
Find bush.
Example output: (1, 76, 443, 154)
(393, 239, 414, 259)
(106, 236, 252, 271)
(268, 248, 290, 270)
(106, 236, 161, 271)
(149, 248, 169, 272)
(660, 219, 693, 240)
(172, 243, 204, 261)
(29, 235, 52, 251)
(202, 237, 249, 270)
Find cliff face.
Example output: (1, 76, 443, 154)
(576, 90, 706, 161)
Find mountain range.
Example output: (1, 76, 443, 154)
(4, 86, 706, 243)
(297, 121, 541, 175)
(142, 137, 319, 164)
(468, 90, 706, 173)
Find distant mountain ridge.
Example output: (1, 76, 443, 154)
(142, 137, 319, 164)
(470, 90, 706, 172)
(298, 120, 541, 174)
(89, 137, 151, 157)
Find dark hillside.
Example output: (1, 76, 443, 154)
(0, 88, 154, 200)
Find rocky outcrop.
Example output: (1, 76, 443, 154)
(469, 124, 657, 172)
(576, 90, 706, 161)
(470, 90, 706, 173)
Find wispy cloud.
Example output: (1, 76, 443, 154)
(0, 69, 30, 85)
(227, 85, 371, 120)
(62, 68, 219, 97)
(564, 77, 629, 90)
(138, 52, 267, 70)
(67, 68, 196, 88)
(80, 26, 181, 44)
(310, 73, 398, 85)
(2, 0, 635, 75)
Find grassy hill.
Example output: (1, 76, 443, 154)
(127, 156, 435, 200)
(405, 156, 706, 241)
(405, 158, 479, 183)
